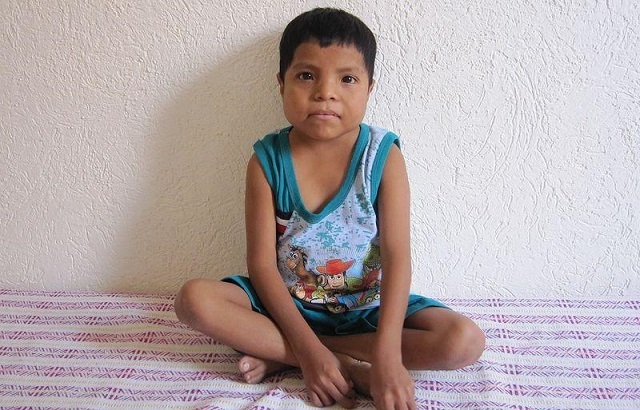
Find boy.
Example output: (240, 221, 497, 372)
(175, 8, 485, 410)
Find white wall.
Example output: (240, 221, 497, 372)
(2, 0, 639, 298)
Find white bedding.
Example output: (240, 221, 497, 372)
(1, 290, 638, 409)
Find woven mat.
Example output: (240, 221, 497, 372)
(1, 290, 638, 409)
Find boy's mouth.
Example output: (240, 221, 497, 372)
(309, 110, 340, 119)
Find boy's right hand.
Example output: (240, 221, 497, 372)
(298, 347, 357, 408)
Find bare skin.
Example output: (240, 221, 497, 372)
(237, 355, 290, 384)
(237, 353, 370, 395)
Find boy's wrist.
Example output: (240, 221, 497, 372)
(286, 326, 325, 354)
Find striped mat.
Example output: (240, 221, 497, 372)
(1, 289, 638, 409)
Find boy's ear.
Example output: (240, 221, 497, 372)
(277, 73, 284, 95)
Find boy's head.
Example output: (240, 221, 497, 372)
(278, 8, 376, 85)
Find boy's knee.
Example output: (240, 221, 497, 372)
(443, 319, 485, 369)
(174, 278, 213, 325)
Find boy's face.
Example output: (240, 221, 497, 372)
(278, 41, 373, 144)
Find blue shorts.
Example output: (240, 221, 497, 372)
(222, 275, 448, 336)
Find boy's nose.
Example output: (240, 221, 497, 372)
(314, 80, 337, 100)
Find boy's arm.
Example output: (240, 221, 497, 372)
(371, 144, 416, 409)
(244, 154, 356, 409)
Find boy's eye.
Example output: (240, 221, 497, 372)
(342, 76, 357, 84)
(297, 72, 314, 80)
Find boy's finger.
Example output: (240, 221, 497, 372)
(333, 392, 356, 409)
(339, 377, 356, 396)
(308, 391, 327, 407)
(308, 393, 320, 407)
(333, 372, 355, 396)
(328, 382, 357, 409)
(320, 387, 339, 407)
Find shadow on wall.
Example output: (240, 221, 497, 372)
(110, 34, 285, 294)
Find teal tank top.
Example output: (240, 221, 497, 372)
(254, 124, 400, 313)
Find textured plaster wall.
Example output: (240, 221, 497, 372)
(1, 0, 639, 298)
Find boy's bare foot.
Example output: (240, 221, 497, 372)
(238, 355, 291, 384)
(335, 352, 372, 396)
(238, 352, 371, 395)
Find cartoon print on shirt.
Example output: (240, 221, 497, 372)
(323, 295, 349, 313)
(286, 246, 317, 287)
(323, 287, 380, 313)
(290, 281, 324, 303)
(285, 246, 383, 311)
(322, 245, 382, 312)
(316, 259, 356, 313)
(286, 245, 323, 303)
(362, 244, 382, 288)
(317, 259, 354, 290)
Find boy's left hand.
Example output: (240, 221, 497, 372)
(370, 358, 416, 410)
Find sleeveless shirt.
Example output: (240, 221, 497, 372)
(254, 124, 400, 313)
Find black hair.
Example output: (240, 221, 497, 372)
(279, 8, 377, 84)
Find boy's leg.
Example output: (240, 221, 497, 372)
(174, 278, 298, 379)
(175, 278, 365, 407)
(404, 307, 485, 369)
(175, 280, 484, 393)
(320, 307, 485, 371)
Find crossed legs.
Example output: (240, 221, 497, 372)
(174, 278, 485, 390)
